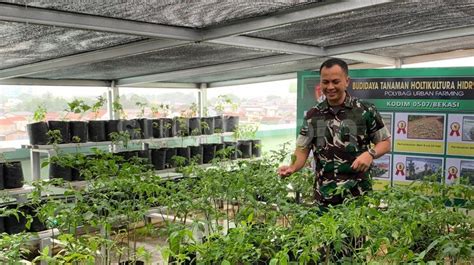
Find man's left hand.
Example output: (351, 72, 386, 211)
(351, 152, 373, 172)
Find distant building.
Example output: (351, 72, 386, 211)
(0, 116, 27, 136)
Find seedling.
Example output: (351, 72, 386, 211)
(213, 95, 239, 115)
(135, 101, 147, 118)
(33, 105, 47, 122)
(112, 98, 127, 119)
(92, 96, 106, 120)
(151, 103, 170, 118)
(64, 99, 91, 120)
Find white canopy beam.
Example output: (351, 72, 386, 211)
(200, 0, 394, 40)
(0, 3, 200, 40)
(0, 39, 186, 80)
(208, 73, 297, 88)
(212, 36, 396, 65)
(401, 49, 474, 65)
(0, 78, 109, 87)
(123, 82, 200, 89)
(210, 36, 326, 56)
(0, 1, 398, 78)
(333, 52, 397, 66)
(326, 26, 474, 55)
(117, 54, 310, 86)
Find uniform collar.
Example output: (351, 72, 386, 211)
(318, 92, 353, 110)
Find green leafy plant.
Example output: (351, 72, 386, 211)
(135, 101, 147, 118)
(213, 95, 239, 115)
(151, 103, 170, 118)
(33, 105, 47, 122)
(14, 140, 473, 265)
(109, 131, 131, 149)
(176, 117, 189, 137)
(113, 98, 127, 119)
(92, 95, 107, 120)
(233, 123, 259, 140)
(0, 232, 31, 263)
(64, 99, 91, 120)
(47, 129, 63, 145)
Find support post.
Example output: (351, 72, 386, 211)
(198, 83, 208, 117)
(31, 149, 41, 181)
(107, 80, 120, 120)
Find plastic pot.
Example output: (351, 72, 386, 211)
(0, 163, 4, 190)
(251, 139, 262, 157)
(202, 143, 216, 164)
(22, 205, 47, 232)
(69, 121, 88, 143)
(137, 150, 152, 164)
(4, 161, 24, 189)
(137, 118, 153, 139)
(160, 118, 173, 137)
(188, 117, 201, 136)
(174, 117, 189, 137)
(165, 147, 177, 168)
(152, 118, 164, 138)
(237, 140, 252, 159)
(213, 115, 224, 133)
(151, 148, 167, 170)
(49, 160, 73, 181)
(223, 116, 239, 132)
(201, 117, 215, 135)
(27, 121, 49, 145)
(189, 145, 203, 165)
(72, 167, 85, 181)
(224, 141, 238, 160)
(48, 120, 71, 144)
(176, 147, 191, 166)
(106, 119, 123, 141)
(123, 119, 141, 140)
(88, 120, 107, 142)
(0, 217, 5, 233)
(214, 143, 224, 158)
(118, 151, 139, 162)
(5, 208, 27, 234)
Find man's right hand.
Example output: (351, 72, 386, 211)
(277, 165, 295, 178)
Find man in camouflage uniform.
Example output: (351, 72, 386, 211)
(278, 58, 391, 207)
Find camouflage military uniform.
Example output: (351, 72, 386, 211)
(297, 93, 391, 206)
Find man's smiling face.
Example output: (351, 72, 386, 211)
(320, 65, 350, 106)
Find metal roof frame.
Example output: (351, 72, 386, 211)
(0, 0, 472, 88)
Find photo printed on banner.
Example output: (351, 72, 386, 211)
(393, 154, 443, 182)
(372, 154, 391, 179)
(445, 158, 474, 185)
(394, 113, 446, 155)
(447, 114, 474, 157)
(462, 116, 474, 142)
(380, 112, 393, 136)
(407, 114, 445, 140)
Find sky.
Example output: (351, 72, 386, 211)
(402, 56, 474, 68)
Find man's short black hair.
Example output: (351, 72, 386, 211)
(319, 58, 349, 76)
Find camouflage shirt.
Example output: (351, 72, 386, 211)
(296, 93, 391, 206)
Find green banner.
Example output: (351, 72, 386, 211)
(298, 67, 474, 185)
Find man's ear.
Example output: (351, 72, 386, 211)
(346, 76, 351, 87)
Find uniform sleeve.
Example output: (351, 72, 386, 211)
(366, 104, 391, 144)
(296, 117, 314, 149)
